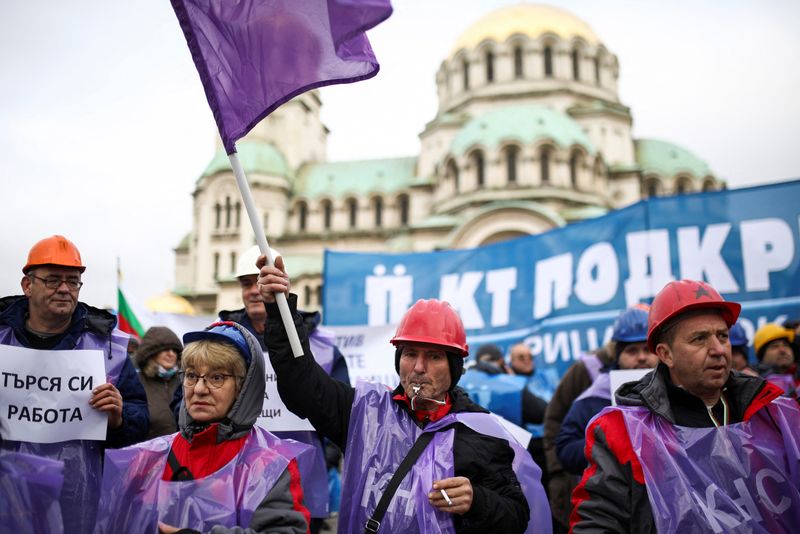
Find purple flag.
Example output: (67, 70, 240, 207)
(171, 0, 392, 154)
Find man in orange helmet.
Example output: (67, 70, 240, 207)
(255, 256, 551, 533)
(570, 280, 800, 532)
(0, 235, 149, 533)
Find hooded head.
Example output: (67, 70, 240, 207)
(179, 321, 265, 441)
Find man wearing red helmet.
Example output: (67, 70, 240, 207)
(570, 280, 800, 532)
(256, 257, 551, 533)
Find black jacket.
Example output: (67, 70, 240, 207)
(265, 295, 530, 533)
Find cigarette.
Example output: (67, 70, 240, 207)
(440, 489, 453, 506)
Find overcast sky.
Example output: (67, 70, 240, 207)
(1, 0, 798, 310)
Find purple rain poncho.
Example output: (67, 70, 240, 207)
(338, 382, 551, 534)
(615, 397, 800, 533)
(0, 451, 65, 534)
(94, 426, 313, 533)
(0, 326, 127, 534)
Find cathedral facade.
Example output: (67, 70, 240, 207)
(174, 3, 723, 315)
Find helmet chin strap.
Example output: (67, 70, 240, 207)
(410, 384, 447, 411)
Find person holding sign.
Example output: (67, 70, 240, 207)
(555, 305, 657, 476)
(0, 235, 148, 533)
(95, 321, 311, 534)
(570, 280, 800, 532)
(257, 256, 551, 534)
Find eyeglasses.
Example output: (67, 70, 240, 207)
(180, 371, 241, 389)
(28, 274, 83, 290)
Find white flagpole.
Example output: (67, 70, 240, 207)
(228, 151, 304, 357)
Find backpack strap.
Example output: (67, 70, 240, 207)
(167, 446, 195, 481)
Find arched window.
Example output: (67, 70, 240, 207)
(230, 252, 236, 275)
(214, 203, 221, 229)
(644, 179, 661, 198)
(702, 179, 716, 192)
(675, 177, 693, 195)
(446, 159, 460, 193)
(398, 194, 410, 226)
(571, 48, 580, 81)
(373, 196, 383, 227)
(213, 252, 220, 279)
(543, 45, 553, 78)
(540, 148, 551, 184)
(472, 151, 485, 188)
(485, 50, 494, 83)
(297, 201, 308, 231)
(505, 146, 519, 184)
(569, 151, 582, 188)
(235, 202, 241, 228)
(315, 285, 322, 306)
(304, 285, 312, 307)
(347, 198, 358, 228)
(513, 46, 524, 78)
(594, 56, 601, 85)
(462, 59, 469, 90)
(321, 199, 333, 230)
(225, 196, 232, 227)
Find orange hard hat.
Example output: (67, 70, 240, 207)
(390, 299, 469, 357)
(647, 279, 740, 352)
(23, 235, 86, 274)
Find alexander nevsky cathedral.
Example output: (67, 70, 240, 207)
(173, 3, 723, 315)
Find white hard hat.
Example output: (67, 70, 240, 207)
(234, 245, 281, 278)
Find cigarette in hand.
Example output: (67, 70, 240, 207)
(440, 489, 453, 506)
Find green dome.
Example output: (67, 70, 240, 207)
(202, 140, 291, 179)
(295, 157, 420, 199)
(450, 105, 595, 156)
(635, 138, 712, 178)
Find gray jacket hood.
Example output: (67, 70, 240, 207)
(179, 322, 266, 442)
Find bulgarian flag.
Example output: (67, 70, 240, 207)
(117, 287, 146, 339)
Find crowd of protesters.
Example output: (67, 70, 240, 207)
(2, 235, 799, 533)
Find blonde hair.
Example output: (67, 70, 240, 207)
(182, 340, 246, 393)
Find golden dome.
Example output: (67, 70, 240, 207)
(450, 3, 600, 56)
(145, 292, 196, 315)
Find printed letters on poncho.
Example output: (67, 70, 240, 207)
(612, 398, 800, 533)
(339, 382, 551, 534)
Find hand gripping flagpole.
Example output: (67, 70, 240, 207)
(229, 151, 304, 358)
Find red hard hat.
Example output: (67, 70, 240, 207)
(647, 279, 741, 352)
(23, 235, 86, 274)
(390, 299, 469, 357)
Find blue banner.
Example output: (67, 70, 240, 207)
(323, 181, 800, 378)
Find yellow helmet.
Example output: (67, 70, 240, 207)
(753, 323, 795, 358)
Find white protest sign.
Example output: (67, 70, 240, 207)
(609, 369, 652, 406)
(327, 324, 398, 387)
(0, 344, 107, 443)
(255, 352, 314, 432)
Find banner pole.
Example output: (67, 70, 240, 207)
(228, 151, 304, 357)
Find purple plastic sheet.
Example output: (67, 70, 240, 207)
(94, 427, 313, 533)
(580, 353, 603, 382)
(0, 326, 128, 534)
(272, 430, 329, 517)
(171, 0, 393, 154)
(617, 398, 800, 533)
(575, 372, 610, 403)
(309, 327, 336, 375)
(339, 382, 551, 534)
(0, 451, 64, 534)
(765, 373, 796, 397)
